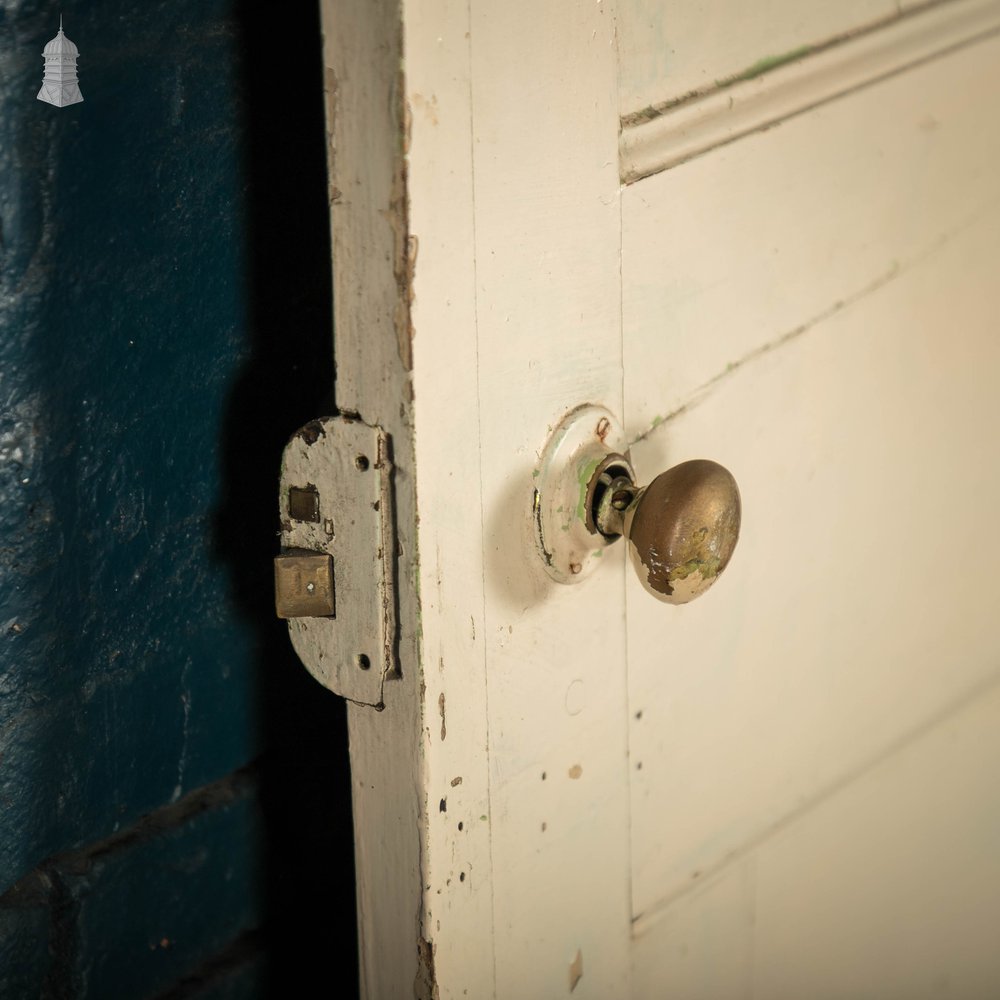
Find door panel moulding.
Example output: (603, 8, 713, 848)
(620, 0, 1000, 183)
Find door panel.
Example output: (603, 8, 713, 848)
(629, 190, 1000, 921)
(624, 32, 1000, 924)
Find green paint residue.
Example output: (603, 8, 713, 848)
(626, 42, 818, 129)
(670, 556, 722, 582)
(727, 45, 814, 85)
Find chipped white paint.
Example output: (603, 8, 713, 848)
(569, 949, 584, 992)
(279, 416, 395, 706)
(315, 0, 1000, 995)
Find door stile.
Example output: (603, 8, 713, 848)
(466, 0, 634, 996)
(320, 0, 425, 996)
(404, 0, 498, 997)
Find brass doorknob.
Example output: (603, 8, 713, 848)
(534, 406, 741, 604)
(591, 458, 741, 604)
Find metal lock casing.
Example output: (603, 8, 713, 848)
(276, 415, 396, 707)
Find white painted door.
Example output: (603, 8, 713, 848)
(313, 0, 1000, 996)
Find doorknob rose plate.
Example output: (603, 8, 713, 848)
(533, 404, 632, 583)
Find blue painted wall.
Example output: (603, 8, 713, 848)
(0, 2, 357, 995)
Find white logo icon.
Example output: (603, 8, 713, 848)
(37, 17, 83, 108)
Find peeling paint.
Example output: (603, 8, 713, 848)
(576, 456, 602, 525)
(533, 488, 554, 568)
(387, 142, 415, 371)
(415, 937, 440, 1000)
(411, 92, 439, 126)
(569, 949, 583, 992)
(324, 66, 341, 205)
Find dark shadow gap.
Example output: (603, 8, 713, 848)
(216, 4, 358, 996)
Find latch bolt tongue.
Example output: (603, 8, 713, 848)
(274, 552, 335, 619)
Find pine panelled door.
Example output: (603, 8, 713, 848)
(289, 0, 1000, 996)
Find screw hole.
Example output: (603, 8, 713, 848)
(357, 654, 371, 671)
(355, 454, 370, 471)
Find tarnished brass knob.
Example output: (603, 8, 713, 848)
(594, 459, 741, 604)
(533, 406, 741, 603)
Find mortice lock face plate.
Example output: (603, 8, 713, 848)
(277, 416, 396, 707)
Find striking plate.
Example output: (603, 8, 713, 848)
(534, 404, 633, 583)
(277, 415, 396, 707)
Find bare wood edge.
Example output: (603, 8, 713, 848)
(620, 0, 1000, 183)
(320, 0, 426, 996)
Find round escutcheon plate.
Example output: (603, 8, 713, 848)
(533, 404, 632, 584)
